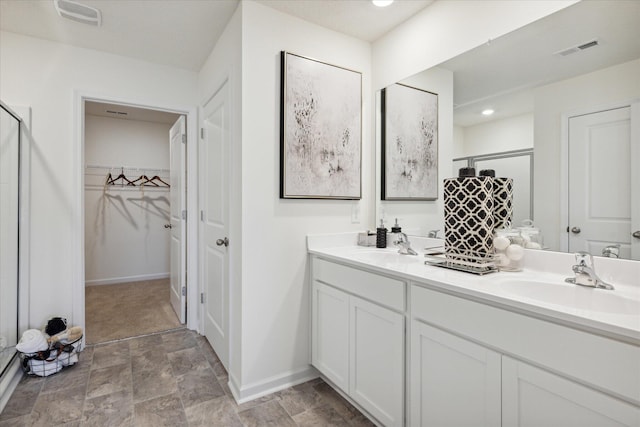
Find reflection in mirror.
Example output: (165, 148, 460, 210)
(0, 103, 20, 376)
(377, 0, 640, 260)
(453, 149, 533, 227)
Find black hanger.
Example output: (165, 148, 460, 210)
(147, 175, 170, 187)
(130, 174, 148, 186)
(106, 168, 135, 186)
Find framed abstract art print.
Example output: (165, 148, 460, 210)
(381, 83, 438, 201)
(280, 51, 362, 199)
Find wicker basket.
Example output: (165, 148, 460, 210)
(19, 335, 83, 377)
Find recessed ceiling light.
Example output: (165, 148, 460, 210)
(482, 109, 495, 116)
(372, 0, 394, 7)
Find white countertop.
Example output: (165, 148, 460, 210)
(308, 233, 640, 344)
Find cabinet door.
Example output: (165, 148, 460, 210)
(502, 356, 640, 427)
(311, 281, 350, 391)
(410, 320, 501, 427)
(350, 295, 404, 427)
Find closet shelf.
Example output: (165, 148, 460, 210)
(85, 165, 170, 189)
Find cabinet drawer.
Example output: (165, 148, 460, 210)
(411, 284, 640, 405)
(312, 257, 405, 312)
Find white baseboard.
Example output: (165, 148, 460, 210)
(85, 272, 169, 286)
(0, 358, 23, 414)
(229, 365, 319, 404)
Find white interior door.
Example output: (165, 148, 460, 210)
(169, 116, 186, 323)
(201, 82, 230, 369)
(568, 106, 637, 259)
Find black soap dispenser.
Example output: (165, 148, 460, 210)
(391, 218, 402, 234)
(390, 218, 402, 247)
(376, 219, 388, 248)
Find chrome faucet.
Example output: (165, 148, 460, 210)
(565, 251, 614, 290)
(394, 232, 418, 256)
(601, 244, 620, 258)
(427, 229, 440, 238)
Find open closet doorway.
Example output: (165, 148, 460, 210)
(83, 101, 186, 344)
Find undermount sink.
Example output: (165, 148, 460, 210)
(496, 279, 640, 315)
(349, 249, 421, 266)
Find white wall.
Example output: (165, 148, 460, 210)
(236, 0, 372, 399)
(457, 113, 533, 157)
(534, 58, 640, 251)
(452, 125, 465, 159)
(84, 115, 172, 285)
(0, 31, 198, 328)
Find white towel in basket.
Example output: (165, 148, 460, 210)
(16, 329, 48, 353)
(28, 358, 63, 377)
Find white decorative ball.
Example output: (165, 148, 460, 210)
(496, 253, 510, 267)
(494, 236, 510, 251)
(506, 244, 524, 261)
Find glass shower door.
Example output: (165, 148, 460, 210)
(0, 102, 20, 376)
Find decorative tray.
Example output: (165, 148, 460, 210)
(424, 253, 499, 276)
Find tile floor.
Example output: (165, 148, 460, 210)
(85, 279, 182, 344)
(0, 329, 375, 427)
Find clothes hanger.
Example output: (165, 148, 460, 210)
(147, 175, 170, 187)
(140, 175, 159, 186)
(105, 172, 115, 185)
(107, 168, 135, 186)
(130, 174, 147, 186)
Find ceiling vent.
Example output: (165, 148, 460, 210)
(554, 39, 599, 57)
(53, 0, 102, 26)
(106, 110, 128, 116)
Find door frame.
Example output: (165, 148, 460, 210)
(72, 91, 200, 333)
(559, 98, 640, 253)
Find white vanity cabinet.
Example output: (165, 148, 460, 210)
(311, 281, 350, 391)
(410, 285, 640, 427)
(502, 356, 639, 427)
(350, 295, 404, 427)
(311, 257, 406, 427)
(410, 320, 501, 427)
(308, 243, 639, 427)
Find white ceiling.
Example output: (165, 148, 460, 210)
(2, 0, 434, 123)
(85, 101, 181, 124)
(7, 1, 636, 128)
(254, 0, 433, 42)
(0, 0, 239, 71)
(0, 0, 433, 71)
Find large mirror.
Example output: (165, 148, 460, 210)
(377, 0, 640, 260)
(0, 102, 21, 376)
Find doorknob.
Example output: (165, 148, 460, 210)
(571, 227, 581, 234)
(633, 230, 640, 239)
(216, 237, 229, 247)
(164, 224, 172, 229)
